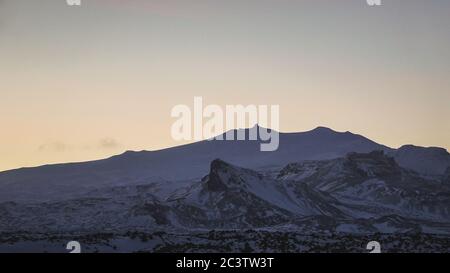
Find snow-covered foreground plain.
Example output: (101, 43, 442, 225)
(1, 231, 450, 253)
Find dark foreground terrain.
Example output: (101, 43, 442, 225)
(1, 230, 449, 253)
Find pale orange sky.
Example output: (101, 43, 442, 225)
(1, 0, 449, 171)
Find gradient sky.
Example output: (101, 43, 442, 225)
(1, 0, 449, 171)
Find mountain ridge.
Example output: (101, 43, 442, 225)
(2, 152, 450, 235)
(0, 126, 385, 173)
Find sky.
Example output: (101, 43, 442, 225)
(0, 0, 449, 171)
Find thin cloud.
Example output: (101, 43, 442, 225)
(38, 141, 67, 152)
(98, 138, 121, 149)
(37, 138, 122, 152)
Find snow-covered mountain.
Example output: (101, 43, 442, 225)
(1, 152, 450, 233)
(393, 145, 450, 176)
(277, 151, 450, 222)
(0, 126, 397, 202)
(1, 126, 448, 203)
(1, 126, 450, 252)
